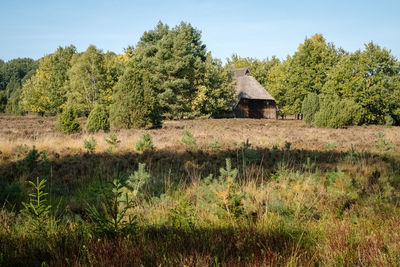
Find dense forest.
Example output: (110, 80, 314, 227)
(1, 22, 400, 129)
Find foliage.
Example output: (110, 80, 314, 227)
(385, 114, 394, 127)
(314, 95, 362, 128)
(192, 53, 236, 116)
(373, 131, 396, 152)
(83, 137, 97, 154)
(0, 58, 38, 113)
(86, 164, 150, 237)
(5, 88, 25, 115)
(127, 163, 151, 198)
(209, 158, 243, 218)
(86, 104, 110, 133)
(66, 45, 107, 116)
(21, 46, 76, 114)
(267, 34, 342, 115)
(179, 126, 197, 148)
(237, 139, 260, 173)
(86, 177, 137, 237)
(56, 106, 81, 134)
(105, 132, 121, 153)
(22, 177, 51, 219)
(110, 66, 161, 129)
(21, 177, 54, 233)
(208, 140, 222, 150)
(135, 133, 154, 152)
(134, 22, 207, 119)
(322, 42, 400, 125)
(168, 196, 195, 230)
(301, 93, 320, 126)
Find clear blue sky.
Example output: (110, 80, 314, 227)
(1, 0, 399, 62)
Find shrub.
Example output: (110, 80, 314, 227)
(86, 177, 137, 237)
(21, 177, 54, 232)
(86, 105, 110, 133)
(301, 93, 320, 126)
(211, 158, 244, 218)
(374, 131, 396, 152)
(87, 164, 149, 237)
(314, 96, 362, 128)
(127, 163, 151, 198)
(105, 132, 121, 153)
(168, 196, 195, 230)
(135, 133, 154, 152)
(385, 114, 394, 127)
(179, 126, 197, 148)
(83, 137, 97, 154)
(208, 140, 222, 150)
(56, 107, 81, 134)
(323, 141, 337, 150)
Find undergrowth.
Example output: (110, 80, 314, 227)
(0, 136, 400, 266)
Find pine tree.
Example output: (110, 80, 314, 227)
(110, 66, 161, 129)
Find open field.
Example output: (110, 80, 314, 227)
(1, 114, 400, 266)
(1, 114, 399, 154)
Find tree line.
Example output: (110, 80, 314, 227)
(229, 34, 400, 127)
(1, 23, 400, 130)
(0, 22, 236, 132)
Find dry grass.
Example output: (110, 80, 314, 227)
(1, 114, 399, 158)
(1, 115, 400, 266)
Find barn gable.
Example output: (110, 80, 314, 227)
(232, 68, 277, 119)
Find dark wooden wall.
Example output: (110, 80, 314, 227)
(234, 99, 276, 119)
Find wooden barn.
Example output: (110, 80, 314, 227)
(232, 68, 277, 119)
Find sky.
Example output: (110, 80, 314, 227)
(1, 0, 399, 62)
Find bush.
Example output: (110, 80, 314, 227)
(301, 93, 320, 126)
(314, 96, 362, 128)
(56, 107, 81, 134)
(86, 105, 110, 133)
(385, 114, 394, 127)
(179, 126, 197, 148)
(86, 177, 137, 237)
(105, 132, 121, 153)
(84, 137, 97, 154)
(135, 133, 154, 152)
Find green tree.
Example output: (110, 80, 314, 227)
(56, 106, 81, 134)
(21, 46, 76, 114)
(134, 21, 207, 118)
(5, 89, 24, 115)
(0, 58, 38, 113)
(314, 95, 362, 128)
(0, 90, 6, 112)
(301, 93, 320, 126)
(66, 45, 106, 116)
(86, 104, 110, 133)
(323, 42, 400, 124)
(192, 53, 236, 116)
(110, 66, 161, 129)
(102, 51, 123, 105)
(267, 34, 342, 116)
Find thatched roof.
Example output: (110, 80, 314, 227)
(232, 68, 275, 101)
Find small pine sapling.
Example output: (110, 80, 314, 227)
(84, 137, 97, 154)
(105, 132, 121, 153)
(179, 126, 197, 148)
(135, 133, 154, 152)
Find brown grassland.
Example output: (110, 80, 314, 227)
(1, 114, 400, 266)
